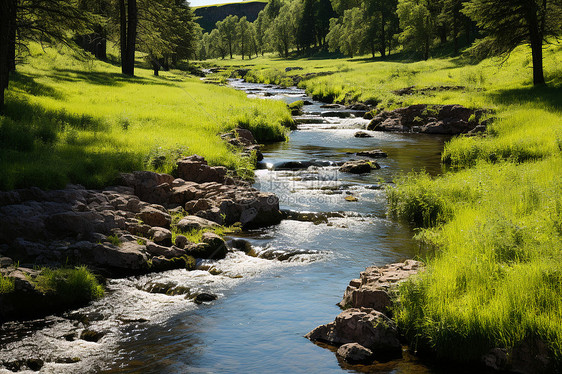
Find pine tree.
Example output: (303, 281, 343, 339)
(464, 0, 562, 85)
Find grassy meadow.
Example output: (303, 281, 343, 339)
(0, 44, 292, 190)
(208, 45, 562, 364)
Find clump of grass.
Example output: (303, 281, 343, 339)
(34, 266, 104, 305)
(171, 223, 242, 245)
(0, 275, 15, 294)
(106, 234, 121, 247)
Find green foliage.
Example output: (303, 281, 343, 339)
(0, 275, 15, 294)
(35, 266, 104, 305)
(397, 0, 435, 60)
(106, 234, 121, 247)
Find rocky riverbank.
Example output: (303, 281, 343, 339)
(0, 130, 282, 322)
(306, 260, 422, 364)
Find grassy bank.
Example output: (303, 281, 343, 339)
(209, 45, 562, 365)
(0, 44, 292, 190)
(0, 266, 104, 322)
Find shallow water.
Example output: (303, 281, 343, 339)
(0, 80, 449, 374)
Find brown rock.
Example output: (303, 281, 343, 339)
(356, 150, 387, 158)
(367, 104, 489, 135)
(138, 206, 171, 228)
(339, 260, 421, 311)
(354, 131, 373, 138)
(148, 227, 172, 246)
(336, 343, 374, 364)
(145, 242, 185, 259)
(339, 160, 380, 174)
(306, 307, 401, 359)
(176, 215, 220, 232)
(174, 235, 190, 249)
(176, 155, 227, 184)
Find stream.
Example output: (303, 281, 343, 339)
(0, 80, 449, 374)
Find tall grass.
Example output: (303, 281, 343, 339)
(390, 159, 562, 363)
(0, 43, 292, 190)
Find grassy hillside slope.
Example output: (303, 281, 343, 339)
(0, 44, 292, 190)
(194, 1, 266, 33)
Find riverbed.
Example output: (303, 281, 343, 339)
(0, 80, 448, 373)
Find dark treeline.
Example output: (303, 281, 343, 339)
(0, 0, 199, 110)
(198, 0, 562, 85)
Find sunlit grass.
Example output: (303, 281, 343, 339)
(0, 43, 292, 190)
(209, 43, 562, 363)
(392, 159, 562, 362)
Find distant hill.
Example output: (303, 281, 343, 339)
(194, 1, 267, 33)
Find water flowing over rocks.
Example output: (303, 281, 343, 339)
(366, 104, 490, 135)
(306, 260, 422, 365)
(0, 153, 282, 321)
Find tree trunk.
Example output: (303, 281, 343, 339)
(529, 30, 545, 85)
(453, 12, 459, 56)
(424, 36, 429, 60)
(152, 61, 159, 76)
(379, 13, 386, 59)
(8, 7, 16, 72)
(1, 0, 16, 111)
(124, 0, 137, 76)
(526, 4, 545, 85)
(120, 0, 127, 74)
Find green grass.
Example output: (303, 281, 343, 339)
(0, 43, 292, 190)
(34, 266, 104, 305)
(209, 44, 562, 364)
(0, 275, 15, 294)
(391, 159, 562, 363)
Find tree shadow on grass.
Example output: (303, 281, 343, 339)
(9, 71, 63, 99)
(0, 144, 143, 190)
(3, 98, 109, 133)
(488, 85, 562, 113)
(51, 68, 161, 87)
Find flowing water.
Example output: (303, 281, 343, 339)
(0, 80, 450, 374)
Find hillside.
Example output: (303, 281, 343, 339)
(194, 1, 266, 33)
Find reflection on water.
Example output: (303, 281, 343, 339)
(0, 79, 449, 374)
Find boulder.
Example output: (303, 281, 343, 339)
(148, 227, 172, 246)
(75, 241, 148, 273)
(367, 104, 489, 135)
(354, 131, 373, 138)
(306, 308, 401, 359)
(174, 235, 190, 249)
(185, 198, 213, 214)
(176, 155, 227, 184)
(176, 215, 219, 232)
(145, 242, 185, 259)
(339, 160, 380, 174)
(138, 206, 171, 228)
(356, 150, 387, 158)
(338, 260, 422, 312)
(336, 343, 374, 364)
(186, 232, 228, 260)
(119, 171, 175, 204)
